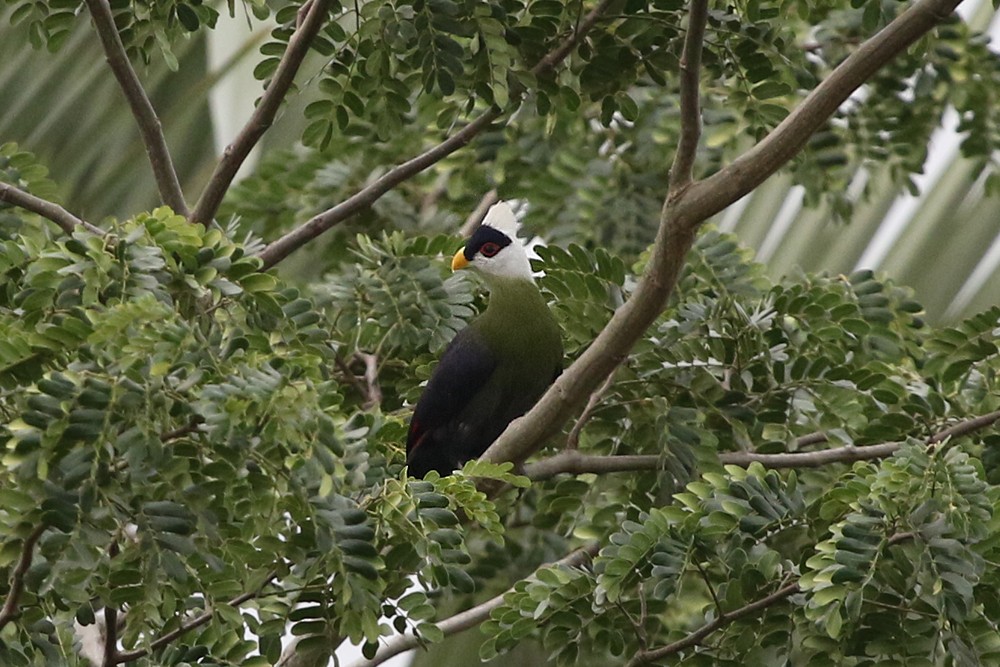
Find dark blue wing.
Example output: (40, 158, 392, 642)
(406, 328, 497, 477)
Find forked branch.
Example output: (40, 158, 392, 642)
(190, 0, 333, 225)
(479, 0, 966, 472)
(83, 0, 188, 216)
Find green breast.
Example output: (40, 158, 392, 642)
(472, 276, 562, 393)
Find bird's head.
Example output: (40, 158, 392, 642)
(451, 201, 533, 280)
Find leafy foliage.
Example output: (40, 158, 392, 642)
(6, 0, 223, 70)
(1, 201, 999, 665)
(213, 0, 1000, 249)
(3, 1, 1000, 666)
(0, 143, 59, 237)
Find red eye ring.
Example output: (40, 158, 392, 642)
(480, 242, 501, 258)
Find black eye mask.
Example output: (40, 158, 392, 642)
(463, 226, 512, 261)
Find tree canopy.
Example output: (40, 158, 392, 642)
(1, 1, 999, 666)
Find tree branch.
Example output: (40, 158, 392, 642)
(334, 353, 383, 409)
(524, 452, 660, 480)
(258, 112, 501, 269)
(566, 367, 617, 450)
(345, 542, 599, 667)
(103, 605, 118, 667)
(114, 572, 276, 663)
(928, 409, 1000, 443)
(102, 540, 121, 667)
(668, 0, 708, 194)
(0, 524, 46, 631)
(625, 532, 919, 666)
(479, 0, 965, 473)
(83, 0, 188, 216)
(335, 354, 368, 401)
(719, 443, 903, 469)
(624, 581, 801, 667)
(523, 409, 1000, 480)
(190, 0, 332, 226)
(0, 182, 104, 236)
(679, 0, 964, 225)
(529, 0, 614, 75)
(160, 416, 204, 442)
(523, 444, 899, 480)
(257, 0, 616, 269)
(357, 352, 382, 410)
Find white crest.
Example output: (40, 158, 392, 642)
(482, 201, 521, 239)
(470, 200, 533, 281)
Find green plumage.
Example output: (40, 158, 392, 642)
(406, 230, 563, 478)
(462, 276, 563, 419)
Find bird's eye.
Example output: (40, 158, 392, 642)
(480, 242, 501, 258)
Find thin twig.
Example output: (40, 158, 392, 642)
(259, 112, 501, 269)
(887, 531, 916, 546)
(694, 559, 723, 618)
(626, 527, 922, 665)
(529, 0, 613, 75)
(335, 354, 367, 398)
(616, 597, 648, 650)
(346, 542, 600, 667)
(668, 0, 708, 194)
(0, 524, 47, 631)
(928, 410, 1000, 444)
(637, 582, 649, 647)
(357, 352, 382, 410)
(114, 571, 277, 663)
(525, 409, 1000, 480)
(83, 0, 188, 215)
(566, 368, 618, 450)
(257, 0, 615, 269)
(718, 442, 903, 469)
(335, 354, 382, 409)
(160, 416, 204, 442)
(625, 581, 800, 666)
(0, 182, 104, 235)
(191, 0, 332, 225)
(867, 598, 937, 618)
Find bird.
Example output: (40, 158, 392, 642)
(406, 201, 563, 478)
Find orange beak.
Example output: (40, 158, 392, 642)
(451, 248, 469, 271)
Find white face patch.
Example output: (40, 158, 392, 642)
(473, 241, 534, 280)
(472, 201, 534, 280)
